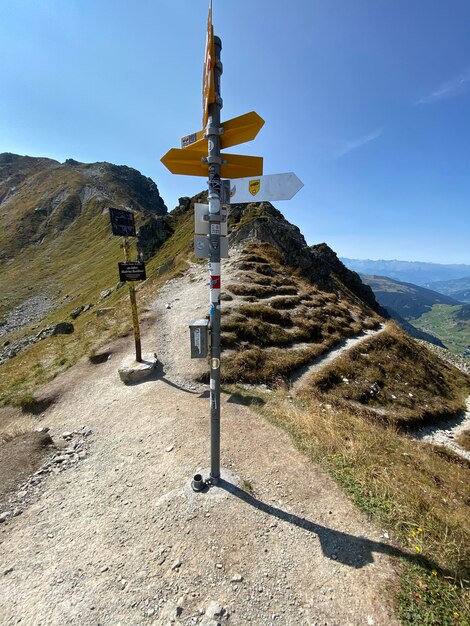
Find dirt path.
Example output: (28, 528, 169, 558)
(290, 325, 387, 391)
(0, 270, 402, 626)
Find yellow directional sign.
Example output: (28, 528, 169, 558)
(161, 148, 263, 179)
(202, 0, 216, 128)
(181, 111, 265, 151)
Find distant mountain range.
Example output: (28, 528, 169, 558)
(341, 257, 470, 287)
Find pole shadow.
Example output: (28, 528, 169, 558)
(218, 479, 448, 574)
(126, 361, 202, 394)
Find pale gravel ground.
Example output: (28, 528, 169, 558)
(410, 340, 470, 460)
(0, 258, 402, 626)
(412, 397, 470, 461)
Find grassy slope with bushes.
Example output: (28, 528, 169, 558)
(307, 323, 470, 427)
(220, 242, 381, 384)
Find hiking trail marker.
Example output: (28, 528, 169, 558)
(160, 0, 303, 488)
(161, 148, 263, 179)
(181, 111, 265, 151)
(108, 208, 143, 363)
(118, 261, 146, 282)
(227, 172, 304, 204)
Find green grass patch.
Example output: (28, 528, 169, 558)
(411, 304, 470, 357)
(456, 429, 470, 452)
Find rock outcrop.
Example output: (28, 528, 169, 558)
(0, 153, 168, 261)
(229, 201, 383, 314)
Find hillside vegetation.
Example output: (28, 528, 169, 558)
(1, 159, 469, 624)
(0, 183, 203, 404)
(0, 153, 168, 321)
(220, 241, 381, 384)
(307, 323, 469, 426)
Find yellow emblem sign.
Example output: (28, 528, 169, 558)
(249, 179, 260, 196)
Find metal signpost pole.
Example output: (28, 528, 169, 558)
(207, 35, 223, 484)
(123, 237, 142, 363)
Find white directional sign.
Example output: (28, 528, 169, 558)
(227, 172, 303, 204)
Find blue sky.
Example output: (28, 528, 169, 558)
(1, 0, 470, 263)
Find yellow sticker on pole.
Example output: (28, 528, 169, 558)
(202, 0, 216, 128)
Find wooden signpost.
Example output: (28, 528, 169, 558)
(109, 208, 144, 362)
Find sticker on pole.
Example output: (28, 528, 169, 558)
(195, 203, 227, 236)
(109, 208, 136, 237)
(118, 262, 146, 282)
(194, 235, 229, 258)
(210, 275, 221, 289)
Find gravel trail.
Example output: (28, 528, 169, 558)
(290, 325, 387, 391)
(0, 266, 401, 626)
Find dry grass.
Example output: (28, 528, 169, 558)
(255, 389, 470, 620)
(0, 413, 37, 446)
(456, 429, 470, 452)
(221, 345, 324, 384)
(221, 242, 383, 385)
(307, 323, 470, 427)
(238, 304, 292, 326)
(266, 391, 470, 576)
(226, 283, 278, 298)
(269, 295, 302, 309)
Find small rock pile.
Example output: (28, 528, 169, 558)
(0, 295, 56, 338)
(0, 322, 75, 364)
(417, 340, 470, 375)
(0, 426, 93, 526)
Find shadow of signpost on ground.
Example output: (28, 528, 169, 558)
(125, 361, 202, 394)
(218, 479, 447, 574)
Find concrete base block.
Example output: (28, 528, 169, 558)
(118, 352, 157, 384)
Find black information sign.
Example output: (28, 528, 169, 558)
(109, 207, 136, 237)
(118, 262, 146, 282)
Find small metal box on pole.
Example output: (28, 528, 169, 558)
(189, 319, 210, 359)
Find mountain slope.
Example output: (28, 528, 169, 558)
(425, 275, 470, 303)
(361, 274, 470, 356)
(0, 152, 170, 323)
(0, 156, 467, 426)
(361, 274, 462, 318)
